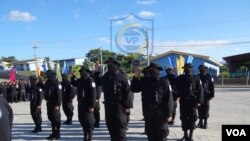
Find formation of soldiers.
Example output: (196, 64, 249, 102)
(0, 57, 215, 141)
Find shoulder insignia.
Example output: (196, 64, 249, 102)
(58, 84, 62, 90)
(92, 82, 96, 88)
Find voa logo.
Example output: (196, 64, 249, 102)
(226, 129, 246, 136)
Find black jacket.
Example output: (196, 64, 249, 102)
(0, 96, 13, 141)
(102, 71, 132, 108)
(71, 75, 96, 112)
(44, 80, 62, 107)
(131, 76, 174, 118)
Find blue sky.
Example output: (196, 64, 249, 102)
(0, 0, 250, 61)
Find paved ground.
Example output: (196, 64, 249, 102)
(10, 87, 250, 141)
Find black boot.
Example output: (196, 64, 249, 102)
(188, 129, 194, 141)
(179, 130, 188, 141)
(204, 118, 208, 129)
(196, 119, 204, 128)
(31, 124, 42, 133)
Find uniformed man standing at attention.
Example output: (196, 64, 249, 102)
(44, 70, 62, 140)
(29, 75, 44, 133)
(175, 63, 204, 141)
(101, 57, 132, 141)
(131, 63, 174, 141)
(62, 74, 76, 125)
(197, 65, 214, 129)
(71, 66, 96, 141)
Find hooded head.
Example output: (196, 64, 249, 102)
(105, 57, 120, 73)
(182, 63, 193, 75)
(147, 63, 163, 80)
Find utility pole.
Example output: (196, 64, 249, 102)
(33, 42, 38, 76)
(146, 29, 150, 66)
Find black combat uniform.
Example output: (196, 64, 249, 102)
(93, 70, 102, 128)
(131, 63, 174, 141)
(29, 75, 44, 133)
(175, 63, 204, 141)
(101, 57, 132, 141)
(19, 80, 27, 101)
(7, 84, 15, 103)
(71, 66, 96, 141)
(197, 65, 214, 129)
(0, 94, 13, 141)
(62, 74, 76, 125)
(44, 70, 62, 140)
(164, 68, 178, 125)
(0, 82, 8, 99)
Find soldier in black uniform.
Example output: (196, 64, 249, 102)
(44, 70, 62, 140)
(7, 83, 15, 103)
(164, 67, 178, 125)
(0, 93, 13, 141)
(101, 57, 132, 141)
(131, 63, 174, 141)
(62, 74, 76, 125)
(175, 63, 204, 141)
(19, 79, 27, 101)
(29, 75, 44, 133)
(92, 70, 102, 128)
(197, 65, 214, 129)
(0, 82, 8, 99)
(71, 66, 96, 141)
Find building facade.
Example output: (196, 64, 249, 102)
(148, 50, 222, 77)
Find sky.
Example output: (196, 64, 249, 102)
(0, 0, 250, 62)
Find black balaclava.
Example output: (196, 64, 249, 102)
(199, 67, 207, 75)
(80, 70, 89, 78)
(149, 68, 160, 80)
(107, 62, 118, 73)
(184, 68, 192, 75)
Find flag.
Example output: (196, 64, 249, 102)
(168, 57, 173, 68)
(9, 66, 16, 84)
(56, 63, 62, 81)
(42, 59, 48, 71)
(176, 55, 185, 75)
(36, 66, 41, 76)
(62, 61, 69, 74)
(187, 55, 194, 63)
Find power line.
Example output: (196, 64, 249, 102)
(154, 41, 250, 48)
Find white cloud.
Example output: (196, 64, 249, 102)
(138, 11, 157, 18)
(137, 0, 156, 5)
(74, 9, 81, 19)
(98, 37, 111, 44)
(7, 10, 36, 22)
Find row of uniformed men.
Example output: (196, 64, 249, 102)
(28, 57, 214, 141)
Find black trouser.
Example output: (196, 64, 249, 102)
(94, 101, 100, 126)
(198, 100, 210, 119)
(62, 100, 74, 121)
(47, 103, 61, 136)
(172, 100, 177, 121)
(144, 111, 169, 141)
(105, 103, 127, 141)
(180, 101, 198, 131)
(78, 105, 95, 141)
(20, 90, 26, 101)
(31, 104, 42, 127)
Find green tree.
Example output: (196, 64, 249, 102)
(1, 56, 17, 67)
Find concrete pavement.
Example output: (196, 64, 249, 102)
(10, 88, 250, 141)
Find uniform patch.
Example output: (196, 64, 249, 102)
(200, 80, 202, 85)
(92, 82, 96, 88)
(39, 88, 42, 92)
(0, 108, 2, 119)
(169, 85, 172, 92)
(128, 80, 131, 85)
(211, 78, 214, 82)
(58, 84, 62, 90)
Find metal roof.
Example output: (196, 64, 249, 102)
(149, 50, 223, 66)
